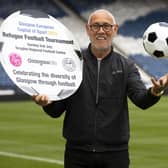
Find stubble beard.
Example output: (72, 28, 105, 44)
(92, 43, 111, 53)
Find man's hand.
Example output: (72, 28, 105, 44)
(151, 73, 168, 96)
(32, 95, 52, 106)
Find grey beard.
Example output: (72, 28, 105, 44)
(94, 45, 110, 52)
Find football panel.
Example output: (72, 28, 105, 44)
(166, 38, 168, 46)
(148, 32, 157, 42)
(153, 50, 165, 58)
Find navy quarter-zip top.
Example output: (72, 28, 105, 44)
(43, 45, 160, 152)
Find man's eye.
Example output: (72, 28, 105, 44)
(104, 25, 110, 28)
(93, 24, 99, 28)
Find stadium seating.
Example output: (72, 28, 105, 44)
(117, 7, 168, 79)
(67, 0, 168, 86)
(0, 0, 67, 18)
(0, 0, 168, 99)
(61, 0, 115, 13)
(119, 9, 168, 38)
(130, 54, 168, 79)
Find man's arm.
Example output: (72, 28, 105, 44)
(32, 95, 66, 118)
(127, 61, 167, 109)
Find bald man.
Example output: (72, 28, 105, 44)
(33, 9, 168, 168)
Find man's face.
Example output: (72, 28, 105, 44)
(86, 12, 118, 53)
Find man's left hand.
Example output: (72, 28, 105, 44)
(151, 73, 168, 96)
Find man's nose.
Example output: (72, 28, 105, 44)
(98, 26, 105, 32)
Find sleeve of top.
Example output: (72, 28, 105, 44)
(126, 59, 160, 109)
(43, 100, 66, 118)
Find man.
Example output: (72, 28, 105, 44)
(33, 9, 168, 168)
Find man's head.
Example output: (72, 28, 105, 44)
(86, 9, 118, 57)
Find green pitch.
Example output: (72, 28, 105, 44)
(0, 96, 168, 168)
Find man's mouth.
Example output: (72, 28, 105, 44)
(96, 36, 106, 40)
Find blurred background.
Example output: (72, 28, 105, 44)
(0, 1, 168, 168)
(0, 0, 168, 100)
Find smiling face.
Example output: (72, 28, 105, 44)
(86, 10, 118, 58)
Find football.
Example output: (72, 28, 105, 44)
(143, 22, 168, 58)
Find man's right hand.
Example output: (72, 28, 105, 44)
(32, 95, 52, 106)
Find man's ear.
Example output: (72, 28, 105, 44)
(85, 23, 90, 36)
(113, 24, 119, 36)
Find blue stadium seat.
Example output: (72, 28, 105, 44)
(0, 63, 15, 87)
